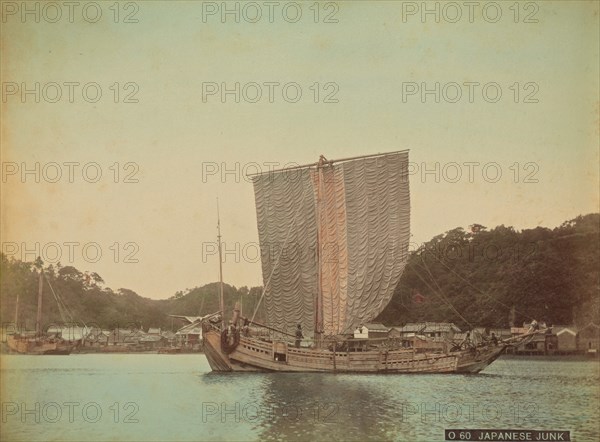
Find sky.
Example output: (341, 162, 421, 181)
(1, 1, 598, 299)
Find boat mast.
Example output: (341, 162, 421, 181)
(36, 269, 43, 336)
(217, 198, 225, 328)
(14, 293, 19, 326)
(314, 155, 327, 342)
(315, 175, 321, 340)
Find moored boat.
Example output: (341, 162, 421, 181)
(7, 334, 73, 355)
(7, 267, 75, 355)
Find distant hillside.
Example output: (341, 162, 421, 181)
(1, 214, 598, 331)
(377, 213, 599, 329)
(0, 257, 264, 330)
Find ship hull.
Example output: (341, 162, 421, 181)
(203, 329, 505, 374)
(6, 335, 73, 355)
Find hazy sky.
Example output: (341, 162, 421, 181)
(2, 1, 598, 299)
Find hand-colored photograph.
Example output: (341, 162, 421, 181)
(1, 1, 598, 441)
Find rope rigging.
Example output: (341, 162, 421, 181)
(422, 247, 536, 322)
(407, 244, 537, 344)
(42, 270, 87, 329)
(414, 255, 474, 329)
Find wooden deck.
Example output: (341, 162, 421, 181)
(204, 330, 474, 373)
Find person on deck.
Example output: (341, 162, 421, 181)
(460, 331, 472, 349)
(528, 319, 539, 333)
(226, 321, 236, 346)
(242, 318, 250, 337)
(491, 333, 498, 346)
(295, 324, 303, 348)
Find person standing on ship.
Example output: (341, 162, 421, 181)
(295, 324, 303, 348)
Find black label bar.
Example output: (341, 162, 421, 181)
(445, 429, 571, 441)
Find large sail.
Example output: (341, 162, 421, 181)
(252, 151, 410, 337)
(253, 169, 318, 336)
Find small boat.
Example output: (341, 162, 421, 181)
(7, 335, 73, 355)
(7, 268, 74, 355)
(202, 151, 543, 373)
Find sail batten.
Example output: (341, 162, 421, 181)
(252, 151, 410, 337)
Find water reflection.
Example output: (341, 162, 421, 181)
(199, 372, 483, 441)
(1, 355, 597, 442)
(199, 359, 600, 442)
(254, 373, 404, 441)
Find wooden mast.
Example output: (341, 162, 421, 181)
(14, 293, 19, 328)
(36, 269, 43, 336)
(314, 155, 328, 345)
(314, 164, 321, 342)
(217, 198, 225, 328)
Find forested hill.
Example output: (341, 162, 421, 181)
(377, 213, 599, 329)
(0, 258, 265, 331)
(1, 214, 598, 330)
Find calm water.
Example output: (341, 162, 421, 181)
(1, 354, 598, 442)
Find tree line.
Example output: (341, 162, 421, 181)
(1, 213, 597, 331)
(377, 213, 599, 329)
(0, 257, 265, 331)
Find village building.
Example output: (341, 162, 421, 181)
(389, 323, 426, 348)
(46, 325, 88, 343)
(509, 324, 584, 355)
(553, 326, 578, 354)
(389, 323, 425, 338)
(161, 330, 177, 344)
(422, 323, 461, 340)
(139, 334, 165, 350)
(84, 328, 110, 347)
(389, 322, 462, 352)
(577, 322, 600, 356)
(515, 334, 549, 355)
(125, 329, 147, 346)
(353, 323, 389, 339)
(107, 328, 148, 349)
(175, 322, 203, 351)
